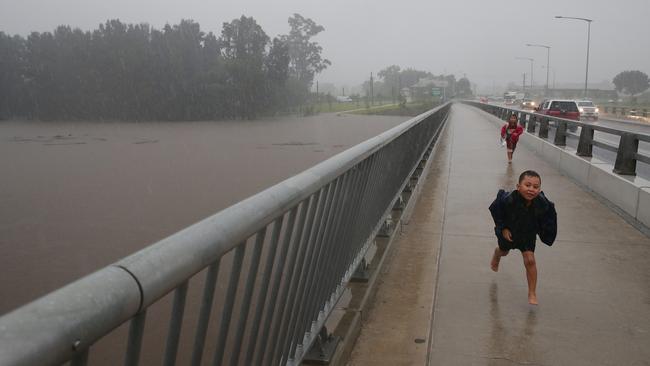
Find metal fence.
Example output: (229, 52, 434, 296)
(0, 103, 451, 366)
(602, 105, 649, 118)
(465, 101, 650, 176)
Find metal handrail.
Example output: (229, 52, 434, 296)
(0, 103, 451, 366)
(465, 101, 650, 176)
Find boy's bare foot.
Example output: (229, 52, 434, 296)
(490, 249, 500, 272)
(528, 293, 538, 305)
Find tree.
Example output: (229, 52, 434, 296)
(0, 32, 27, 119)
(378, 65, 401, 87)
(444, 74, 457, 97)
(220, 15, 270, 119)
(399, 68, 432, 88)
(282, 14, 330, 85)
(264, 37, 290, 112)
(280, 14, 330, 107)
(613, 70, 649, 96)
(457, 77, 472, 97)
(378, 65, 401, 102)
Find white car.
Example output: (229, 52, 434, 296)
(575, 100, 599, 120)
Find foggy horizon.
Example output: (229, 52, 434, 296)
(1, 0, 648, 93)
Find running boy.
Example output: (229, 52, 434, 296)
(488, 170, 557, 305)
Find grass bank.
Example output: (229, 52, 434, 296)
(351, 101, 442, 117)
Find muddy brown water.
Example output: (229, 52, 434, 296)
(0, 113, 406, 364)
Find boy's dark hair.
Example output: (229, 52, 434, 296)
(519, 170, 541, 183)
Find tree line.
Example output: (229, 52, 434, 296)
(0, 14, 330, 121)
(369, 65, 472, 102)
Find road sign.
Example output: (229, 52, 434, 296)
(431, 88, 442, 96)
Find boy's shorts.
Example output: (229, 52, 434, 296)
(498, 239, 535, 253)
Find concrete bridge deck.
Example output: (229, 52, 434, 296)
(345, 103, 650, 366)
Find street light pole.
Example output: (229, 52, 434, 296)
(555, 16, 593, 98)
(515, 57, 534, 94)
(526, 43, 551, 96)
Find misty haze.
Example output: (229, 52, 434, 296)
(1, 0, 649, 365)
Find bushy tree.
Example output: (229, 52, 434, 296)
(613, 70, 650, 96)
(377, 65, 401, 101)
(399, 68, 433, 88)
(265, 37, 290, 112)
(282, 14, 330, 85)
(280, 14, 330, 106)
(457, 77, 472, 96)
(220, 15, 270, 119)
(0, 32, 27, 119)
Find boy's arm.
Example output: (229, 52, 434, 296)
(489, 189, 508, 233)
(536, 191, 558, 245)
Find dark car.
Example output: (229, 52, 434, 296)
(536, 99, 580, 120)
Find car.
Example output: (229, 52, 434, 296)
(536, 99, 580, 121)
(575, 100, 599, 120)
(520, 99, 537, 110)
(335, 95, 352, 102)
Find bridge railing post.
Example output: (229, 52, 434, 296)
(554, 120, 567, 146)
(577, 126, 594, 157)
(303, 326, 340, 364)
(538, 118, 549, 138)
(527, 115, 536, 133)
(613, 133, 638, 175)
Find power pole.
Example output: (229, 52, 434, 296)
(370, 72, 374, 106)
(522, 73, 527, 92)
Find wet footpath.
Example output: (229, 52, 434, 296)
(346, 103, 650, 366)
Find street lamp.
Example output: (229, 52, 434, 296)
(526, 43, 551, 95)
(555, 16, 593, 98)
(541, 65, 556, 89)
(515, 57, 534, 94)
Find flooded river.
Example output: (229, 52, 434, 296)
(0, 113, 406, 317)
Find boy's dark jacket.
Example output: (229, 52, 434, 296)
(488, 189, 557, 246)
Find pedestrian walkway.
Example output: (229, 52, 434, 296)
(346, 103, 650, 365)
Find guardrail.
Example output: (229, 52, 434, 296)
(0, 103, 451, 366)
(602, 105, 649, 118)
(464, 101, 650, 176)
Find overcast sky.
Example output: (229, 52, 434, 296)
(1, 0, 648, 92)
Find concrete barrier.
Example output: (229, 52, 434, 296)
(559, 151, 591, 185)
(476, 105, 650, 229)
(587, 162, 641, 217)
(636, 188, 650, 226)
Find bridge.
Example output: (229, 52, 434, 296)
(1, 102, 649, 365)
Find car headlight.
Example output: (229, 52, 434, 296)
(595, 108, 599, 113)
(579, 108, 584, 112)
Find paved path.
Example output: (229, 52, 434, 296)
(347, 103, 650, 366)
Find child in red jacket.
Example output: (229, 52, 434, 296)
(501, 114, 524, 163)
